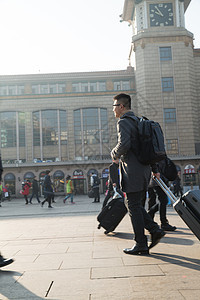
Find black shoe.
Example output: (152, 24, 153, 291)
(161, 223, 176, 231)
(92, 201, 97, 203)
(48, 205, 53, 208)
(0, 255, 14, 268)
(38, 201, 41, 203)
(25, 202, 28, 205)
(149, 229, 166, 249)
(123, 244, 149, 255)
(30, 201, 32, 204)
(41, 202, 44, 207)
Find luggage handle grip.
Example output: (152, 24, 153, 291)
(153, 176, 177, 204)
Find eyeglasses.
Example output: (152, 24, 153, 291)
(112, 104, 121, 107)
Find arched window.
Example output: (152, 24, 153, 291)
(53, 170, 64, 193)
(4, 173, 16, 195)
(24, 172, 35, 180)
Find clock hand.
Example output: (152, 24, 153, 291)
(155, 6, 164, 17)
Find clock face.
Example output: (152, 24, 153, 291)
(149, 3, 174, 27)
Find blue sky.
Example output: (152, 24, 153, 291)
(0, 0, 199, 75)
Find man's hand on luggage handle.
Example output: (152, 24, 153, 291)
(152, 172, 160, 179)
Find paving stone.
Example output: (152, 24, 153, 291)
(0, 196, 200, 299)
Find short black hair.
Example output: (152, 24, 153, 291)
(46, 170, 50, 175)
(113, 93, 131, 109)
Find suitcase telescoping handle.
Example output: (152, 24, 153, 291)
(153, 176, 178, 204)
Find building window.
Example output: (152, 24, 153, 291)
(58, 83, 65, 93)
(19, 112, 25, 147)
(90, 82, 97, 92)
(17, 85, 25, 95)
(49, 84, 57, 93)
(114, 81, 130, 91)
(33, 110, 67, 147)
(160, 47, 172, 61)
(122, 81, 130, 90)
(166, 139, 178, 154)
(162, 77, 174, 92)
(0, 86, 7, 95)
(74, 108, 109, 145)
(98, 82, 106, 91)
(33, 111, 40, 146)
(0, 112, 16, 147)
(8, 86, 16, 95)
(72, 83, 80, 92)
(42, 110, 58, 145)
(40, 84, 48, 94)
(32, 85, 39, 94)
(81, 82, 88, 92)
(164, 108, 176, 123)
(114, 81, 121, 91)
(60, 110, 67, 145)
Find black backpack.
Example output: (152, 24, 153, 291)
(93, 175, 100, 185)
(162, 157, 178, 181)
(129, 116, 166, 165)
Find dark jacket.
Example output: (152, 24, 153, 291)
(43, 174, 53, 193)
(149, 159, 169, 188)
(32, 179, 39, 193)
(111, 111, 151, 193)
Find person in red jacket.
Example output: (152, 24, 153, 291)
(22, 180, 31, 204)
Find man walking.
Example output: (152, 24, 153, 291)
(90, 172, 100, 203)
(111, 93, 165, 255)
(29, 176, 40, 204)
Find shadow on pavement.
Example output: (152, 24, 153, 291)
(161, 235, 194, 245)
(106, 232, 134, 240)
(150, 252, 200, 271)
(0, 270, 55, 300)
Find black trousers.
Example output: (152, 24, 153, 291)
(42, 195, 52, 207)
(148, 186, 168, 224)
(126, 191, 159, 246)
(93, 187, 100, 202)
(30, 192, 40, 203)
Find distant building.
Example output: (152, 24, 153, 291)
(0, 68, 135, 195)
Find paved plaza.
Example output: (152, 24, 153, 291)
(0, 195, 200, 299)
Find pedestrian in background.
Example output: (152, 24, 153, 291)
(142, 159, 176, 231)
(29, 176, 40, 204)
(63, 175, 75, 204)
(90, 172, 100, 203)
(41, 170, 53, 208)
(21, 180, 31, 205)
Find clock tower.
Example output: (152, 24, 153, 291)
(121, 0, 199, 159)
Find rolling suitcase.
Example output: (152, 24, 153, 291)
(97, 191, 127, 234)
(154, 177, 200, 241)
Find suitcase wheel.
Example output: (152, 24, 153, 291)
(97, 224, 101, 229)
(104, 230, 110, 234)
